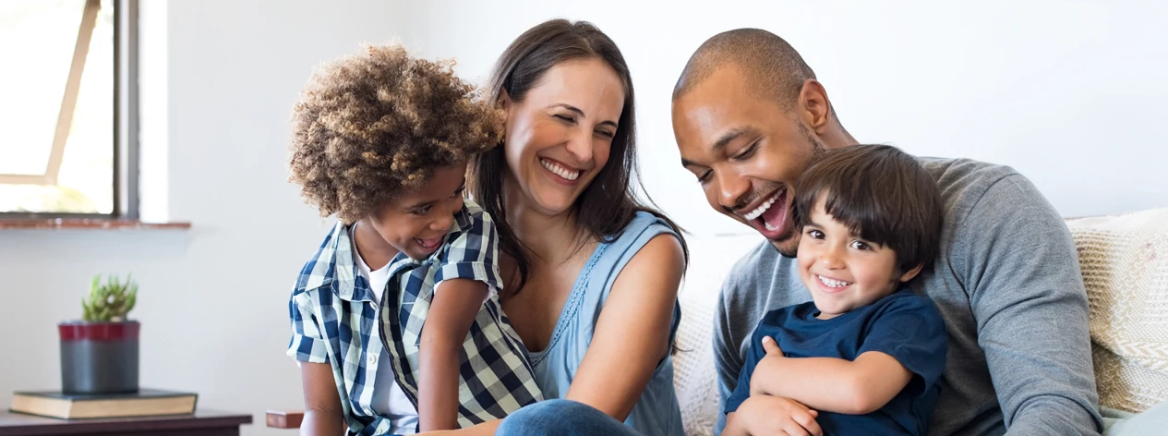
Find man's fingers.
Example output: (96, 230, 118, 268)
(762, 336, 783, 356)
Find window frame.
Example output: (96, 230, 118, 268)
(0, 0, 138, 220)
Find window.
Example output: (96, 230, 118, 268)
(0, 0, 130, 217)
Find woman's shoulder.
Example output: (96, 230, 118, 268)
(592, 211, 684, 282)
(607, 210, 680, 248)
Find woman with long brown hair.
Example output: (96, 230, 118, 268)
(436, 18, 689, 436)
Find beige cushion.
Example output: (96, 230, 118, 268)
(1067, 208, 1168, 413)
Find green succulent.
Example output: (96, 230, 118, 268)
(82, 274, 138, 322)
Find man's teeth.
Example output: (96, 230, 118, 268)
(817, 274, 851, 288)
(540, 158, 580, 181)
(743, 192, 781, 221)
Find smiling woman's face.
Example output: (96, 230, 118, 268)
(501, 58, 625, 217)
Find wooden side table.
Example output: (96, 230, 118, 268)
(0, 409, 252, 436)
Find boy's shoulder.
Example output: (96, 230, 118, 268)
(291, 222, 349, 298)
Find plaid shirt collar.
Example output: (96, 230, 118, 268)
(308, 208, 476, 303)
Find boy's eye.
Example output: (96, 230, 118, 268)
(452, 187, 465, 198)
(807, 229, 825, 239)
(850, 240, 871, 250)
(412, 206, 432, 216)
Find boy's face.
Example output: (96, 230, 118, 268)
(366, 164, 467, 260)
(796, 197, 923, 320)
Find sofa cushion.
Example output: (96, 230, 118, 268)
(1067, 208, 1168, 413)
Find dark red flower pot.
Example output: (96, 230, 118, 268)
(58, 321, 139, 394)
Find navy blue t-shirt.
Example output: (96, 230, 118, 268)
(724, 289, 948, 436)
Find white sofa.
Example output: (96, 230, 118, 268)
(671, 208, 1168, 436)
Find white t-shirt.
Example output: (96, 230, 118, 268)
(351, 227, 419, 434)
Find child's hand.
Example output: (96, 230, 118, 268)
(737, 395, 822, 436)
(751, 336, 786, 396)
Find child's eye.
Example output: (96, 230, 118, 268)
(850, 240, 871, 250)
(412, 206, 432, 216)
(807, 229, 825, 239)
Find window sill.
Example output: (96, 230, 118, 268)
(0, 218, 191, 230)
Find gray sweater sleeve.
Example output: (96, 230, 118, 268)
(954, 174, 1103, 435)
(712, 274, 744, 436)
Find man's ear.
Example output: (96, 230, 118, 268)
(898, 263, 925, 283)
(798, 79, 832, 134)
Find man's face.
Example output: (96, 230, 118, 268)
(673, 66, 822, 256)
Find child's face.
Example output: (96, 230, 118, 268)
(366, 164, 468, 260)
(796, 198, 923, 320)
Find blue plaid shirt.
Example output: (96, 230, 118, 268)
(287, 201, 541, 435)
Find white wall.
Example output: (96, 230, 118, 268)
(2, 2, 1165, 435)
(0, 1, 406, 435)
(395, 0, 1168, 237)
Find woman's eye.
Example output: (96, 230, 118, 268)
(554, 114, 575, 123)
(595, 129, 615, 139)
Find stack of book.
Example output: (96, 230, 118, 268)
(9, 389, 197, 420)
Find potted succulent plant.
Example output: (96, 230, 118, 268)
(59, 274, 139, 394)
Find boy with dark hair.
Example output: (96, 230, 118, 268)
(723, 144, 948, 436)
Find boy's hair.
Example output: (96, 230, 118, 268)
(793, 144, 943, 275)
(288, 43, 503, 224)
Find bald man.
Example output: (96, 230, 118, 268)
(671, 29, 1100, 436)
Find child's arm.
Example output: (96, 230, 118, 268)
(724, 396, 822, 436)
(300, 362, 346, 436)
(417, 278, 488, 431)
(750, 336, 913, 415)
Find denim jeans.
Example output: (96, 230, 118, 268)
(496, 399, 643, 436)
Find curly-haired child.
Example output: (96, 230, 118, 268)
(285, 43, 541, 435)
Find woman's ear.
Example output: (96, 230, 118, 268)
(498, 89, 512, 112)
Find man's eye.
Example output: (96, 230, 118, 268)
(697, 170, 712, 184)
(733, 143, 759, 161)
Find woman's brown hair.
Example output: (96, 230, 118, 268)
(469, 19, 687, 292)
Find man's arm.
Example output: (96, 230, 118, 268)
(417, 279, 488, 431)
(958, 174, 1102, 435)
(750, 337, 912, 415)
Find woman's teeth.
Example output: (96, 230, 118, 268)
(540, 158, 580, 181)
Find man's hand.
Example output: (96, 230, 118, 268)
(750, 336, 785, 397)
(734, 395, 822, 436)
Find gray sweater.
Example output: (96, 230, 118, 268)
(713, 157, 1104, 436)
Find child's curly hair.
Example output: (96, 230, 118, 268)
(288, 43, 503, 224)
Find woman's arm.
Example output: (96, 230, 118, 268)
(300, 362, 346, 436)
(416, 234, 684, 436)
(566, 234, 685, 420)
(418, 279, 489, 431)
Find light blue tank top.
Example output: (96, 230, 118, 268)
(527, 211, 684, 436)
